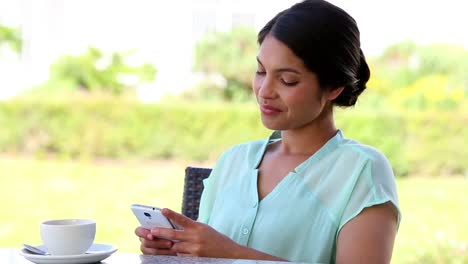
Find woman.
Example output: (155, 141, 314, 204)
(135, 0, 401, 263)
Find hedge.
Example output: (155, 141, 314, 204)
(0, 99, 466, 177)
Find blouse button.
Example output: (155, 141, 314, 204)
(242, 228, 249, 235)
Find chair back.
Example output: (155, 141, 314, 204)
(182, 166, 212, 220)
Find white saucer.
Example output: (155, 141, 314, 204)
(19, 243, 117, 264)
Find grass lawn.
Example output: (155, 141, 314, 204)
(0, 156, 466, 263)
(393, 177, 467, 263)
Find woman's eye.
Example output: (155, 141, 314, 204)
(256, 70, 266, 75)
(281, 79, 299, 86)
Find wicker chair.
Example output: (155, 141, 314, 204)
(182, 166, 212, 220)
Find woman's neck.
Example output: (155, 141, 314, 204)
(278, 112, 338, 156)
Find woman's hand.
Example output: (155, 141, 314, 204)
(151, 208, 242, 258)
(135, 226, 176, 255)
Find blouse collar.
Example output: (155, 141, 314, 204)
(253, 130, 344, 170)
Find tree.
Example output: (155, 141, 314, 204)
(193, 27, 258, 101)
(0, 25, 22, 54)
(47, 46, 157, 95)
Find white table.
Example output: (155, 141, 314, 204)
(0, 248, 293, 264)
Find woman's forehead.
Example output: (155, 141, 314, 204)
(257, 35, 306, 70)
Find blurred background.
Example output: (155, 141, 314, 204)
(0, 0, 467, 263)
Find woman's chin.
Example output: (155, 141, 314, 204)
(260, 118, 285, 131)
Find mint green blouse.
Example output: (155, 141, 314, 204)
(198, 130, 401, 264)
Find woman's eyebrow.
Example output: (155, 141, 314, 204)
(275, 67, 301, 74)
(256, 56, 301, 74)
(256, 56, 264, 67)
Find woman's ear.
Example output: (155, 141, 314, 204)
(327, 86, 344, 101)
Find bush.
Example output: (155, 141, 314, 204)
(0, 99, 268, 161)
(368, 41, 468, 112)
(0, 99, 466, 177)
(193, 27, 257, 101)
(31, 46, 157, 96)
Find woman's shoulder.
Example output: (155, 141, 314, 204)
(220, 138, 268, 159)
(333, 137, 395, 182)
(337, 137, 391, 166)
(335, 138, 397, 194)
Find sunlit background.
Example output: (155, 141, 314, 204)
(0, 0, 467, 263)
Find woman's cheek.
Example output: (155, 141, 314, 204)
(252, 75, 262, 96)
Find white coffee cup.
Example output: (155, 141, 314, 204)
(40, 219, 96, 255)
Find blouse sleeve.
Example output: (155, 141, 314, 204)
(338, 150, 402, 235)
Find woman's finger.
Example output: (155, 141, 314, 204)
(151, 227, 185, 241)
(140, 244, 157, 255)
(162, 208, 195, 229)
(142, 238, 174, 249)
(140, 245, 175, 256)
(135, 227, 155, 240)
(135, 227, 150, 238)
(171, 241, 197, 254)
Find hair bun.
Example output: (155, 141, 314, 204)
(333, 49, 370, 107)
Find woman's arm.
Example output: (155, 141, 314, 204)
(152, 208, 287, 261)
(336, 202, 398, 264)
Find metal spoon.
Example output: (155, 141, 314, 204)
(22, 244, 49, 255)
(22, 244, 97, 255)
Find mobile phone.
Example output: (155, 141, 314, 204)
(131, 204, 181, 230)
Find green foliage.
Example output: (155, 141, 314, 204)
(367, 41, 468, 111)
(39, 46, 157, 95)
(0, 99, 268, 161)
(191, 36, 468, 110)
(193, 27, 257, 101)
(0, 24, 22, 53)
(392, 75, 464, 110)
(0, 100, 467, 177)
(403, 112, 468, 176)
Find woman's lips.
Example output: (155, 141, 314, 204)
(260, 105, 282, 115)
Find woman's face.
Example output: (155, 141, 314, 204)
(252, 35, 340, 131)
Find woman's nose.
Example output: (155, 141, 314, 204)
(258, 78, 276, 99)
